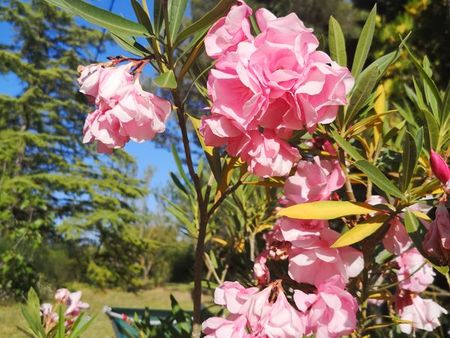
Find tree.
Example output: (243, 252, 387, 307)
(0, 0, 147, 298)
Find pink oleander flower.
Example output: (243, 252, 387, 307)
(253, 251, 270, 285)
(77, 64, 104, 98)
(294, 276, 358, 338)
(65, 291, 89, 317)
(240, 131, 300, 177)
(395, 248, 434, 293)
(382, 217, 412, 255)
(214, 281, 259, 314)
(397, 291, 447, 334)
(202, 315, 248, 338)
(206, 282, 306, 337)
(55, 288, 70, 304)
(205, 0, 253, 59)
(276, 217, 327, 240)
(284, 157, 345, 204)
(423, 204, 450, 265)
(82, 106, 129, 153)
(79, 62, 172, 153)
(110, 78, 171, 142)
(430, 150, 450, 186)
(288, 228, 364, 286)
(201, 5, 353, 178)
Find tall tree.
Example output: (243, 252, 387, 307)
(0, 0, 146, 298)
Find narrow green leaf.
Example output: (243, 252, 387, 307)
(154, 70, 177, 89)
(400, 132, 418, 192)
(442, 80, 450, 126)
(170, 172, 189, 196)
(352, 4, 377, 78)
(68, 313, 98, 338)
(331, 215, 388, 248)
(45, 0, 149, 36)
(154, 0, 164, 35)
(171, 144, 193, 190)
(354, 160, 404, 199)
(110, 32, 149, 57)
(404, 210, 420, 233)
(130, 0, 154, 35)
(168, 0, 188, 43)
(175, 0, 235, 46)
(421, 108, 439, 150)
(346, 66, 380, 124)
(404, 43, 443, 112)
(331, 131, 364, 161)
(57, 305, 65, 338)
(328, 16, 347, 66)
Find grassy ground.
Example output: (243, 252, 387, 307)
(0, 283, 200, 338)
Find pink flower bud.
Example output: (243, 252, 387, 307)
(430, 150, 450, 185)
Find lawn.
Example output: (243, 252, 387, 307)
(0, 283, 202, 338)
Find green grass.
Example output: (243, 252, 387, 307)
(0, 283, 199, 338)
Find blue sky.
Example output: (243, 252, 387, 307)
(0, 0, 193, 210)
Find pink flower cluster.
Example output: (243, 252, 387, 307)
(40, 288, 89, 332)
(393, 248, 447, 334)
(423, 203, 450, 266)
(78, 62, 171, 153)
(200, 1, 354, 177)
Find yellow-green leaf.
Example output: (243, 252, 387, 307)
(331, 215, 389, 248)
(277, 201, 380, 220)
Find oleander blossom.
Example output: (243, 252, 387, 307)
(294, 276, 358, 338)
(423, 204, 450, 265)
(78, 62, 171, 153)
(283, 156, 345, 204)
(204, 282, 307, 337)
(430, 150, 450, 187)
(288, 228, 364, 286)
(396, 291, 447, 334)
(395, 248, 434, 293)
(201, 2, 354, 177)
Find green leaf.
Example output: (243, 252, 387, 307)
(154, 70, 177, 89)
(57, 305, 65, 338)
(175, 0, 235, 46)
(277, 201, 380, 220)
(168, 0, 188, 43)
(154, 0, 164, 35)
(421, 108, 439, 150)
(354, 160, 404, 199)
(130, 0, 154, 35)
(400, 131, 419, 192)
(44, 0, 149, 36)
(346, 65, 380, 124)
(331, 131, 364, 161)
(68, 313, 97, 338)
(404, 43, 443, 113)
(331, 215, 388, 248)
(352, 4, 377, 78)
(328, 16, 347, 66)
(21, 288, 46, 338)
(110, 32, 149, 57)
(404, 210, 420, 233)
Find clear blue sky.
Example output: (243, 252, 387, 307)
(0, 0, 193, 210)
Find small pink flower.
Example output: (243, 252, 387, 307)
(240, 130, 299, 177)
(65, 291, 89, 317)
(288, 228, 364, 286)
(423, 204, 450, 265)
(395, 248, 434, 293)
(55, 288, 71, 304)
(294, 276, 358, 338)
(397, 291, 447, 334)
(214, 281, 259, 314)
(205, 0, 253, 59)
(284, 157, 345, 204)
(110, 78, 171, 142)
(430, 150, 450, 185)
(77, 64, 104, 98)
(202, 315, 248, 338)
(382, 217, 412, 255)
(253, 251, 270, 285)
(82, 107, 129, 153)
(96, 63, 134, 106)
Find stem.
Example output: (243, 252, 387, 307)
(338, 148, 356, 201)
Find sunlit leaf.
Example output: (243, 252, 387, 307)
(278, 201, 380, 220)
(331, 215, 389, 248)
(328, 16, 346, 66)
(154, 70, 177, 89)
(351, 5, 376, 78)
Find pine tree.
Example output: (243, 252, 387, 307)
(0, 0, 147, 298)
